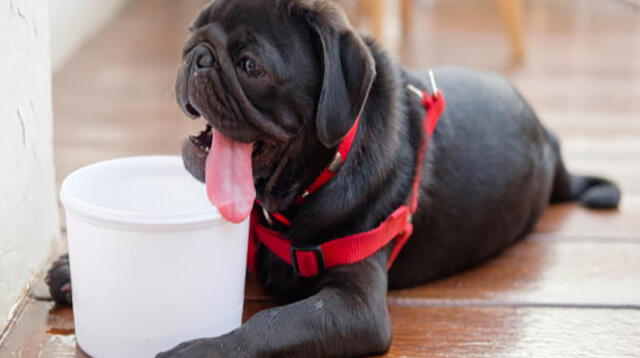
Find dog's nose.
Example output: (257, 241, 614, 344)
(192, 44, 215, 69)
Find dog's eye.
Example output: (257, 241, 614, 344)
(239, 57, 263, 78)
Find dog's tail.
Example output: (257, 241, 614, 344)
(548, 131, 621, 210)
(567, 175, 621, 209)
(551, 171, 621, 210)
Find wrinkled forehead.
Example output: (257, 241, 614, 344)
(191, 0, 302, 50)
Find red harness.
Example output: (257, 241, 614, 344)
(247, 84, 446, 278)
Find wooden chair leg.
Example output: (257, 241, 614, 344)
(360, 0, 385, 40)
(401, 0, 413, 34)
(496, 0, 526, 61)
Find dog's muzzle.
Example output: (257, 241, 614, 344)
(178, 44, 216, 119)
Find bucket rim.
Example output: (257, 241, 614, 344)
(60, 155, 230, 229)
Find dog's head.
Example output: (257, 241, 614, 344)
(177, 0, 376, 215)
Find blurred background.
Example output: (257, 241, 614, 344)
(50, 0, 640, 189)
(1, 0, 639, 355)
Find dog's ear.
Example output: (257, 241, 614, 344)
(294, 2, 377, 148)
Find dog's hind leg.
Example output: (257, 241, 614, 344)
(157, 251, 392, 358)
(548, 131, 621, 209)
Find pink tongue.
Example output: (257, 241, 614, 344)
(205, 130, 255, 223)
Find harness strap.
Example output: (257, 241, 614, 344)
(248, 78, 446, 278)
(296, 116, 360, 204)
(409, 90, 445, 212)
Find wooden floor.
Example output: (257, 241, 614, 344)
(2, 0, 639, 357)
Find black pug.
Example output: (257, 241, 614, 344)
(47, 0, 621, 357)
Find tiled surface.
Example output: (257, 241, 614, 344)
(2, 0, 639, 357)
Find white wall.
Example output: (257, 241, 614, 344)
(50, 0, 131, 69)
(0, 0, 60, 331)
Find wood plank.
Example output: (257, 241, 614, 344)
(535, 198, 640, 239)
(390, 239, 640, 306)
(0, 300, 87, 358)
(381, 305, 640, 357)
(0, 299, 277, 358)
(5, 299, 640, 358)
(51, 0, 205, 188)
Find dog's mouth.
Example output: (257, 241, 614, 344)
(182, 124, 267, 180)
(182, 122, 300, 212)
(190, 124, 212, 155)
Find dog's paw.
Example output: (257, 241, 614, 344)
(45, 254, 72, 305)
(156, 338, 238, 358)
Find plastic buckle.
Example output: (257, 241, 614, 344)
(290, 245, 325, 276)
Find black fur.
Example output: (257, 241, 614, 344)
(47, 0, 621, 356)
(308, 13, 376, 148)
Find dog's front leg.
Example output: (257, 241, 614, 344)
(157, 252, 392, 358)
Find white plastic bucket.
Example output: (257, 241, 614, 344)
(60, 156, 249, 358)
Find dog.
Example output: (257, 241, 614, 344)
(47, 0, 621, 357)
